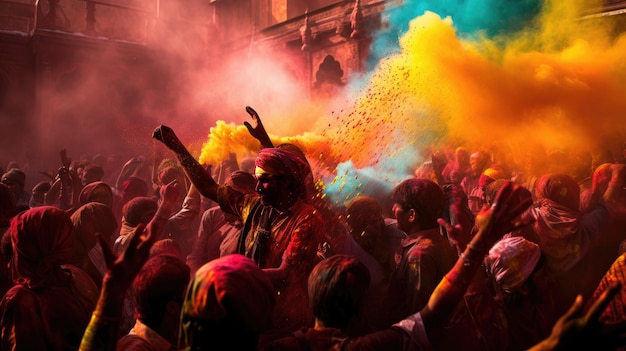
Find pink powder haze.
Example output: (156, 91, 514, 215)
(2, 0, 626, 203)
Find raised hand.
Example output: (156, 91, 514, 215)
(60, 149, 71, 168)
(531, 282, 626, 351)
(152, 125, 185, 153)
(98, 223, 153, 292)
(159, 179, 181, 209)
(438, 184, 474, 251)
(243, 106, 274, 148)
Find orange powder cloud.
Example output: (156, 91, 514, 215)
(198, 0, 626, 186)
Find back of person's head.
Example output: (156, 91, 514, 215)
(120, 176, 149, 204)
(180, 254, 275, 351)
(224, 171, 256, 194)
(484, 236, 541, 294)
(346, 196, 385, 234)
(79, 181, 114, 207)
(392, 178, 445, 229)
(9, 206, 74, 288)
(308, 255, 370, 330)
(133, 255, 190, 329)
(345, 197, 388, 259)
(479, 166, 507, 188)
(122, 197, 158, 227)
(71, 202, 118, 260)
(534, 173, 580, 211)
(150, 239, 183, 261)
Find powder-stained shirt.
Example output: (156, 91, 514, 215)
(387, 227, 457, 323)
(217, 185, 325, 336)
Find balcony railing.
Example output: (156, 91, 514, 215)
(0, 0, 157, 42)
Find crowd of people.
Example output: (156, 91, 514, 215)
(1, 107, 626, 350)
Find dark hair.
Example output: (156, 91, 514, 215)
(133, 255, 190, 328)
(308, 255, 370, 330)
(122, 197, 158, 226)
(83, 164, 105, 181)
(391, 178, 445, 229)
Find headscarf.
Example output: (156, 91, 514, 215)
(71, 202, 118, 261)
(255, 148, 310, 199)
(479, 166, 507, 188)
(534, 173, 580, 212)
(79, 181, 114, 207)
(181, 254, 275, 337)
(484, 237, 541, 293)
(531, 174, 586, 275)
(10, 206, 75, 288)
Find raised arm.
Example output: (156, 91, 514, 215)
(152, 125, 219, 201)
(529, 282, 626, 351)
(243, 106, 274, 148)
(79, 180, 179, 351)
(422, 181, 533, 328)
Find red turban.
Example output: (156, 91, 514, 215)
(255, 148, 310, 198)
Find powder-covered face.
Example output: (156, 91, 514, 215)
(255, 167, 292, 208)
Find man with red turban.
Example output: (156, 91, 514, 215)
(152, 125, 325, 346)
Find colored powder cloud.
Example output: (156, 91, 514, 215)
(197, 0, 626, 209)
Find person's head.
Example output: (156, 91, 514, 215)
(9, 206, 74, 288)
(120, 176, 149, 205)
(150, 239, 184, 261)
(30, 181, 51, 207)
(345, 196, 387, 255)
(133, 255, 190, 341)
(484, 236, 542, 295)
(122, 197, 158, 227)
(276, 143, 317, 201)
(455, 147, 470, 168)
(479, 166, 507, 188)
(254, 148, 309, 210)
(180, 254, 275, 350)
(308, 255, 370, 330)
(391, 178, 445, 232)
(158, 166, 187, 207)
(81, 164, 105, 186)
(484, 179, 509, 206)
(470, 151, 490, 176)
(224, 171, 256, 194)
(71, 202, 118, 267)
(534, 173, 580, 212)
(1, 168, 26, 199)
(79, 181, 114, 207)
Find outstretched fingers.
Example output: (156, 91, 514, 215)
(246, 106, 259, 120)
